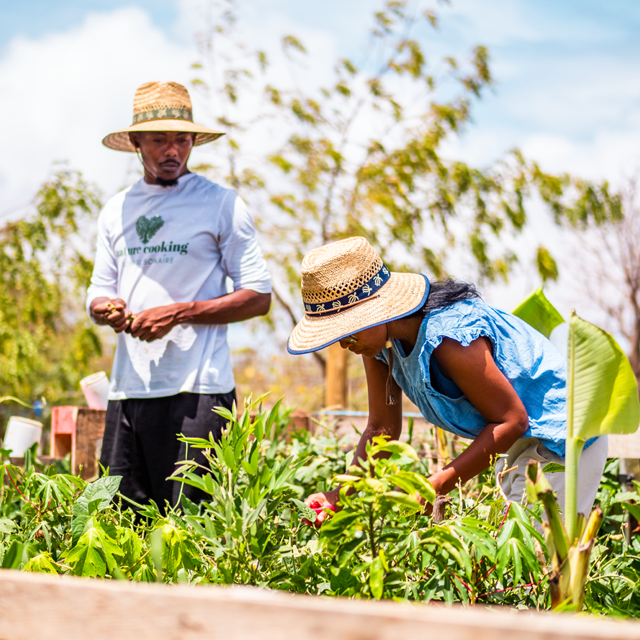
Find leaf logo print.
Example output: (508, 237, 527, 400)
(135, 215, 164, 244)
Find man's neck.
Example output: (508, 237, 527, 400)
(143, 168, 191, 186)
(154, 176, 180, 188)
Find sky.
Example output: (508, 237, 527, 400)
(1, 0, 640, 333)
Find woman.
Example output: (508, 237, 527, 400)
(288, 237, 607, 524)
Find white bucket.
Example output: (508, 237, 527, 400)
(80, 372, 110, 410)
(2, 416, 43, 456)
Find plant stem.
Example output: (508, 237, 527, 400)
(565, 437, 582, 543)
(368, 504, 378, 558)
(117, 492, 146, 510)
(126, 549, 151, 573)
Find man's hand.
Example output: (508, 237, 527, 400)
(305, 489, 340, 527)
(126, 304, 179, 342)
(91, 298, 132, 333)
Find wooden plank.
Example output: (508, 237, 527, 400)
(608, 430, 640, 459)
(74, 408, 106, 480)
(50, 406, 77, 469)
(50, 407, 106, 480)
(287, 409, 311, 437)
(0, 570, 639, 640)
(325, 342, 348, 409)
(326, 414, 434, 439)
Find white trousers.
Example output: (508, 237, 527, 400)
(497, 436, 609, 517)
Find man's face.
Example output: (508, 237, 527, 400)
(129, 131, 195, 184)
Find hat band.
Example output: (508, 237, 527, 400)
(132, 108, 193, 124)
(303, 263, 390, 317)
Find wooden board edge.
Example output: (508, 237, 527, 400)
(0, 570, 639, 640)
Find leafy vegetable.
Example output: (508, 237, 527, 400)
(0, 397, 638, 615)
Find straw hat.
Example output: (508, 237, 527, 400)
(287, 237, 429, 354)
(102, 81, 225, 152)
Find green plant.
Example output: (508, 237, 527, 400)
(1, 395, 638, 615)
(168, 398, 315, 587)
(577, 459, 640, 616)
(317, 437, 435, 599)
(514, 288, 640, 611)
(316, 438, 547, 605)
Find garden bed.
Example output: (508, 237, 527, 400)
(1, 401, 638, 616)
(1, 569, 640, 640)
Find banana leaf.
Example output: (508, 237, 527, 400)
(512, 287, 565, 338)
(567, 311, 640, 441)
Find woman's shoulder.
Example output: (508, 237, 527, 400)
(418, 298, 505, 354)
(420, 298, 563, 367)
(424, 298, 490, 331)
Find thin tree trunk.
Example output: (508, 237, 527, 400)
(272, 284, 326, 374)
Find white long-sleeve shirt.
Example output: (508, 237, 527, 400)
(86, 173, 271, 400)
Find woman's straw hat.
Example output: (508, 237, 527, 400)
(288, 237, 429, 354)
(102, 81, 225, 152)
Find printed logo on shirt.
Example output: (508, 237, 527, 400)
(135, 215, 164, 244)
(115, 240, 190, 266)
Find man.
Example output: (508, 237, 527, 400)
(87, 81, 271, 511)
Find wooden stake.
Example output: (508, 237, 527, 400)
(325, 342, 348, 409)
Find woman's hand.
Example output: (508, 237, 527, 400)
(305, 489, 340, 527)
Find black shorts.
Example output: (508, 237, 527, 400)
(100, 390, 236, 513)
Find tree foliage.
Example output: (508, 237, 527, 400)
(188, 0, 617, 354)
(561, 179, 640, 380)
(0, 168, 104, 415)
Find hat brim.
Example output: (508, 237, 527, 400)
(287, 273, 429, 355)
(102, 119, 225, 152)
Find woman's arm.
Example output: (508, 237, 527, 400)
(305, 353, 403, 523)
(351, 355, 404, 465)
(428, 336, 529, 496)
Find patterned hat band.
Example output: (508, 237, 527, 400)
(304, 263, 390, 317)
(132, 108, 193, 124)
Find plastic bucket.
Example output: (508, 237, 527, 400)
(80, 372, 110, 410)
(2, 416, 43, 456)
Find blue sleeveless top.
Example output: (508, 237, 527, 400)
(376, 298, 593, 459)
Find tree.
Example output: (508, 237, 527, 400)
(561, 179, 640, 382)
(188, 0, 612, 405)
(0, 167, 105, 428)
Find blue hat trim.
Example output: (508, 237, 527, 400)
(287, 273, 430, 355)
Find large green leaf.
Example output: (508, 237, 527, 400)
(512, 287, 564, 338)
(23, 553, 58, 575)
(568, 311, 640, 439)
(65, 520, 124, 578)
(622, 502, 640, 521)
(74, 475, 122, 516)
(369, 557, 384, 599)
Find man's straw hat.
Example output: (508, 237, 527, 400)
(102, 81, 224, 152)
(288, 237, 429, 354)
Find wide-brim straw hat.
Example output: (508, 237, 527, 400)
(102, 81, 225, 152)
(288, 237, 429, 354)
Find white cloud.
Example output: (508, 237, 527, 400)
(0, 6, 197, 214)
(0, 0, 344, 220)
(521, 131, 640, 183)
